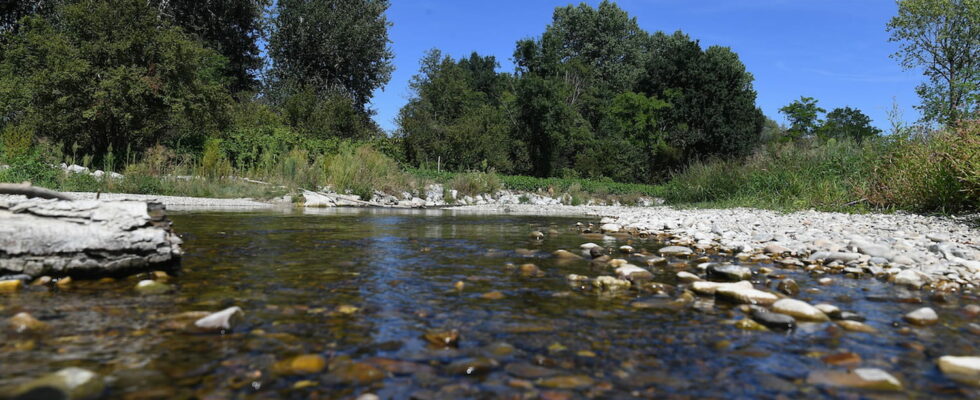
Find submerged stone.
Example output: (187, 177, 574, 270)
(12, 367, 104, 400)
(659, 246, 693, 257)
(0, 279, 23, 293)
(423, 329, 460, 348)
(937, 356, 980, 386)
(273, 354, 327, 375)
(772, 299, 830, 322)
(194, 306, 244, 332)
(135, 280, 171, 295)
(837, 320, 877, 333)
(537, 375, 594, 389)
(715, 286, 778, 305)
(806, 368, 903, 391)
(8, 312, 49, 334)
(904, 307, 939, 326)
(707, 264, 752, 281)
(750, 307, 796, 330)
(447, 357, 499, 376)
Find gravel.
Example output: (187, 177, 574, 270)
(64, 192, 279, 211)
(448, 204, 980, 287)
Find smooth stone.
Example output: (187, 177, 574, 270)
(594, 276, 631, 291)
(600, 223, 621, 233)
(194, 306, 244, 332)
(447, 357, 499, 376)
(764, 244, 790, 254)
(505, 363, 560, 379)
(553, 250, 582, 259)
(423, 329, 460, 348)
(529, 231, 545, 240)
(937, 356, 980, 385)
(750, 307, 796, 330)
(808, 252, 861, 263)
(904, 307, 939, 326)
(8, 312, 49, 334)
(659, 246, 693, 257)
(822, 352, 862, 366)
(12, 367, 104, 400)
(566, 274, 589, 282)
(481, 291, 505, 300)
(814, 303, 842, 319)
(518, 264, 544, 277)
(579, 243, 599, 249)
(619, 245, 635, 253)
(329, 362, 384, 385)
(707, 264, 752, 281)
(0, 279, 23, 293)
(645, 256, 668, 266)
(772, 299, 830, 321)
(273, 354, 327, 375)
(839, 311, 866, 321)
(676, 271, 701, 283)
(615, 264, 653, 281)
(691, 280, 752, 295)
(735, 318, 769, 331)
(777, 279, 800, 295)
(608, 258, 628, 268)
(716, 286, 778, 305)
(135, 280, 171, 295)
(894, 269, 929, 289)
(536, 375, 594, 389)
(806, 368, 903, 391)
(589, 246, 606, 258)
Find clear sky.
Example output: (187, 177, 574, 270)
(368, 0, 922, 134)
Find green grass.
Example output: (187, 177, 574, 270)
(408, 168, 664, 198)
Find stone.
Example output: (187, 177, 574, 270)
(659, 246, 693, 257)
(837, 320, 877, 333)
(8, 312, 49, 333)
(579, 243, 599, 249)
(707, 264, 752, 281)
(615, 264, 653, 281)
(806, 368, 903, 391)
(536, 375, 594, 389)
(594, 276, 631, 291)
(894, 269, 929, 289)
(937, 356, 980, 385)
(814, 303, 841, 319)
(134, 280, 171, 295)
(772, 299, 830, 322)
(750, 307, 796, 330)
(619, 245, 635, 253)
(423, 329, 459, 348)
(481, 291, 505, 300)
(273, 354, 327, 375)
(904, 307, 939, 326)
(735, 318, 769, 331)
(553, 250, 582, 259)
(777, 279, 800, 295)
(0, 279, 23, 293)
(12, 367, 104, 400)
(600, 223, 621, 233)
(715, 286, 778, 305)
(821, 352, 862, 366)
(447, 357, 499, 376)
(691, 280, 753, 295)
(194, 306, 244, 332)
(589, 247, 605, 259)
(329, 362, 384, 385)
(505, 363, 560, 379)
(676, 271, 701, 283)
(764, 243, 790, 254)
(529, 231, 545, 240)
(518, 264, 544, 277)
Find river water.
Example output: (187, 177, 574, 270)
(1, 209, 978, 399)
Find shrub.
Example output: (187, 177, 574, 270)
(197, 138, 233, 180)
(450, 171, 502, 197)
(324, 145, 412, 200)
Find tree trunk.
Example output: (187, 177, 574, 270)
(0, 194, 182, 280)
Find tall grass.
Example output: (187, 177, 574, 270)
(323, 145, 418, 200)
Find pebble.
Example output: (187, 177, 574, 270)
(505, 363, 560, 379)
(715, 286, 779, 305)
(615, 264, 653, 281)
(329, 362, 384, 385)
(806, 368, 903, 391)
(904, 307, 939, 326)
(8, 312, 49, 334)
(735, 318, 769, 331)
(777, 279, 800, 295)
(707, 264, 752, 281)
(619, 245, 634, 253)
(553, 249, 582, 259)
(764, 243, 790, 255)
(658, 246, 693, 257)
(936, 356, 980, 384)
(134, 280, 171, 295)
(481, 291, 505, 300)
(749, 307, 796, 330)
(194, 306, 244, 332)
(536, 375, 595, 389)
(821, 352, 862, 366)
(600, 223, 621, 233)
(0, 279, 23, 293)
(676, 271, 701, 283)
(447, 357, 499, 376)
(273, 354, 327, 375)
(894, 269, 929, 288)
(518, 264, 544, 277)
(594, 276, 631, 291)
(11, 367, 105, 400)
(691, 280, 752, 295)
(837, 320, 877, 333)
(771, 299, 830, 321)
(529, 231, 545, 240)
(423, 329, 460, 348)
(814, 303, 841, 319)
(579, 243, 599, 249)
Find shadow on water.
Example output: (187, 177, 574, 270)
(0, 208, 977, 399)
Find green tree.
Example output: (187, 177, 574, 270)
(268, 0, 394, 111)
(887, 0, 980, 125)
(779, 96, 826, 139)
(0, 0, 56, 36)
(0, 0, 231, 157)
(152, 0, 269, 93)
(817, 107, 882, 142)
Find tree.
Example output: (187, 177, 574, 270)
(779, 96, 825, 139)
(268, 0, 393, 111)
(817, 107, 882, 141)
(152, 0, 269, 93)
(0, 0, 231, 157)
(0, 0, 55, 36)
(887, 0, 980, 125)
(397, 50, 514, 172)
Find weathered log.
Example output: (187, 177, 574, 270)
(0, 183, 74, 201)
(0, 194, 182, 279)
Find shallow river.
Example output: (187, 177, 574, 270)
(2, 209, 978, 399)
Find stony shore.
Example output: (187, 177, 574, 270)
(450, 204, 980, 288)
(65, 192, 282, 211)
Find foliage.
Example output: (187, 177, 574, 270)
(281, 86, 379, 141)
(817, 107, 882, 142)
(779, 96, 826, 139)
(450, 171, 502, 197)
(0, 0, 232, 158)
(323, 145, 414, 200)
(887, 0, 980, 125)
(268, 0, 394, 111)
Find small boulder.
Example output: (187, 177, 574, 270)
(134, 280, 171, 295)
(750, 307, 796, 330)
(707, 264, 752, 281)
(806, 368, 902, 391)
(716, 286, 778, 305)
(659, 246, 693, 257)
(615, 264, 653, 281)
(937, 356, 980, 385)
(904, 307, 939, 326)
(8, 312, 49, 334)
(772, 299, 830, 322)
(194, 306, 244, 332)
(12, 367, 104, 400)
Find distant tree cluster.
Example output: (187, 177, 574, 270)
(396, 1, 765, 183)
(779, 97, 881, 142)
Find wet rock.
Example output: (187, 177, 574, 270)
(485, 342, 515, 358)
(447, 357, 499, 376)
(579, 242, 599, 249)
(273, 354, 327, 375)
(589, 247, 605, 259)
(716, 286, 778, 305)
(8, 312, 49, 334)
(659, 246, 693, 257)
(553, 250, 582, 259)
(505, 363, 560, 379)
(821, 352, 862, 366)
(600, 223, 620, 233)
(806, 368, 903, 391)
(965, 304, 980, 318)
(764, 244, 790, 255)
(894, 269, 929, 289)
(772, 299, 830, 322)
(0, 279, 23, 293)
(777, 279, 800, 295)
(676, 271, 701, 283)
(337, 304, 359, 314)
(839, 311, 866, 321)
(329, 362, 384, 385)
(735, 318, 769, 331)
(817, 277, 833, 286)
(529, 231, 545, 240)
(12, 367, 104, 400)
(904, 307, 939, 326)
(481, 291, 504, 300)
(594, 276, 631, 291)
(808, 252, 862, 263)
(194, 306, 244, 332)
(615, 264, 652, 281)
(608, 258, 628, 268)
(135, 280, 171, 295)
(566, 274, 589, 282)
(690, 280, 752, 295)
(937, 356, 980, 385)
(707, 264, 752, 281)
(815, 304, 842, 319)
(645, 256, 668, 266)
(518, 263, 544, 277)
(537, 375, 594, 389)
(750, 307, 796, 330)
(423, 329, 459, 348)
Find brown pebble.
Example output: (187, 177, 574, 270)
(821, 352, 862, 366)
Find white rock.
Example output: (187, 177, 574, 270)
(615, 264, 652, 281)
(600, 223, 621, 233)
(772, 299, 830, 321)
(194, 306, 244, 331)
(937, 356, 980, 380)
(904, 307, 939, 326)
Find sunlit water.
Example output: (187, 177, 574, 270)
(1, 209, 978, 399)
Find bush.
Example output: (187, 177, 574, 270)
(324, 145, 413, 200)
(450, 171, 502, 197)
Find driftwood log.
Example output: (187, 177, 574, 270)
(0, 194, 182, 279)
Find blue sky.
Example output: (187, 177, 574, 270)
(368, 0, 922, 133)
